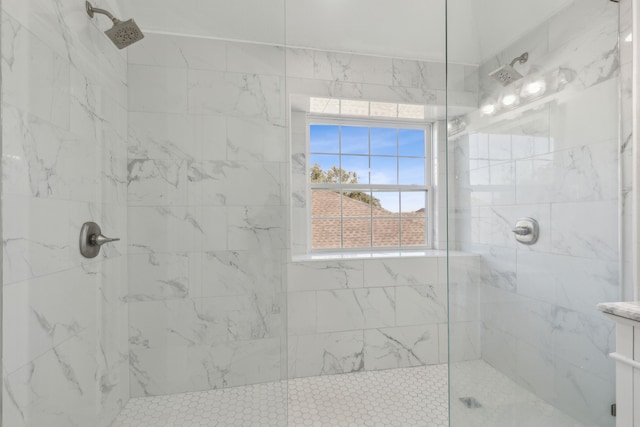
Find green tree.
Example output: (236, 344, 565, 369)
(310, 163, 381, 207)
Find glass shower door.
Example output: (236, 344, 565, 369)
(447, 0, 622, 426)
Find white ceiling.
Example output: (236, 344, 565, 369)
(117, 0, 574, 65)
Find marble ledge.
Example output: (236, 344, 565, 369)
(597, 301, 640, 322)
(291, 249, 478, 262)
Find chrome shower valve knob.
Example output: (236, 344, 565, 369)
(79, 221, 120, 258)
(512, 217, 539, 245)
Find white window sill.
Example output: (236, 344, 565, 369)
(291, 249, 450, 262)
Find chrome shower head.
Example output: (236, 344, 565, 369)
(86, 1, 144, 49)
(489, 52, 529, 86)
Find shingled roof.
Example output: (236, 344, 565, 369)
(311, 191, 426, 248)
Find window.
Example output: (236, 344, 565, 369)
(308, 120, 431, 251)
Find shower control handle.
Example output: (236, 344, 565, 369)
(79, 221, 120, 258)
(512, 226, 531, 236)
(91, 233, 120, 247)
(512, 218, 539, 245)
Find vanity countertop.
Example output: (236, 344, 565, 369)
(598, 301, 640, 322)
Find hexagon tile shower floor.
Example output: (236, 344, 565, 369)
(113, 361, 583, 427)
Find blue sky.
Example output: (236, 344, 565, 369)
(310, 124, 427, 212)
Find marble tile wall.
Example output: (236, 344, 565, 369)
(126, 33, 288, 397)
(287, 253, 481, 378)
(284, 40, 478, 376)
(450, 0, 621, 425)
(127, 31, 480, 392)
(1, 0, 130, 426)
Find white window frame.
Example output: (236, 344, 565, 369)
(306, 115, 434, 253)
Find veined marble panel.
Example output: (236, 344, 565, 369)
(226, 205, 286, 251)
(4, 331, 100, 427)
(187, 161, 282, 207)
(130, 338, 281, 397)
(288, 260, 364, 291)
(127, 253, 190, 301)
(364, 325, 440, 370)
(128, 33, 226, 71)
(2, 12, 70, 129)
(128, 64, 188, 114)
(288, 331, 364, 379)
(396, 285, 447, 325)
(195, 250, 282, 297)
(363, 257, 439, 287)
(188, 69, 283, 123)
(127, 159, 188, 206)
(550, 200, 618, 261)
(316, 288, 396, 333)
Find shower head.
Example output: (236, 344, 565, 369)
(86, 1, 144, 49)
(489, 52, 529, 86)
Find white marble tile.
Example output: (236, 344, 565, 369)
(517, 252, 619, 315)
(550, 200, 618, 261)
(548, 78, 619, 150)
(130, 294, 281, 349)
(188, 69, 283, 122)
(227, 206, 286, 251)
(3, 196, 79, 284)
(197, 294, 284, 342)
(287, 292, 317, 336)
(515, 141, 618, 204)
(285, 47, 315, 79)
(364, 325, 439, 370)
(396, 285, 447, 325)
(2, 12, 70, 129)
(479, 324, 519, 380)
(127, 159, 188, 206)
(286, 77, 364, 100)
(226, 117, 287, 162)
(391, 59, 446, 90)
(361, 83, 441, 106)
(448, 321, 481, 363)
(128, 64, 188, 113)
(287, 260, 364, 291)
(4, 331, 99, 427)
(128, 32, 226, 71)
(191, 207, 228, 252)
(195, 250, 282, 298)
(188, 161, 282, 207)
(3, 266, 98, 374)
(552, 358, 615, 427)
(127, 206, 198, 253)
(226, 43, 284, 76)
(363, 257, 439, 287)
(127, 253, 190, 301)
(551, 309, 614, 380)
(288, 331, 364, 379)
(314, 51, 393, 86)
(316, 288, 395, 333)
(128, 112, 200, 161)
(2, 105, 99, 202)
(128, 299, 207, 349)
(130, 338, 281, 397)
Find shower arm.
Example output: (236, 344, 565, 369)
(509, 52, 529, 67)
(86, 2, 120, 24)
